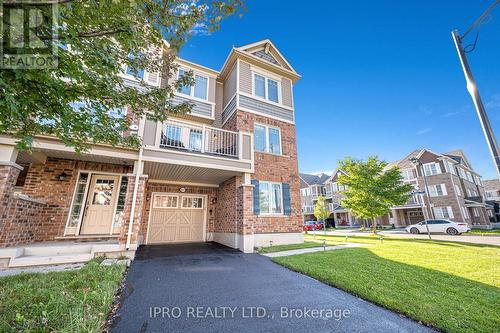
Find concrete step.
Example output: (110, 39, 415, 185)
(8, 253, 93, 268)
(23, 244, 93, 256)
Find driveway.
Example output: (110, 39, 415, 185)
(310, 229, 500, 246)
(111, 242, 433, 333)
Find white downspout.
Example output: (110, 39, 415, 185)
(126, 147, 143, 250)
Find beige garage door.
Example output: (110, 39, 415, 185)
(147, 194, 206, 244)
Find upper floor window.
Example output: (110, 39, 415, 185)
(254, 124, 281, 155)
(177, 69, 208, 100)
(253, 72, 280, 103)
(444, 161, 457, 175)
(125, 54, 145, 79)
(429, 184, 447, 197)
(401, 169, 416, 181)
(423, 162, 441, 176)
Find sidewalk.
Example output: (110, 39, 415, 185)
(262, 243, 367, 258)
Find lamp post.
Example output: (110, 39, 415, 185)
(410, 157, 433, 240)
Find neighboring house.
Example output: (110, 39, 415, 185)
(484, 179, 500, 223)
(380, 149, 494, 228)
(0, 39, 302, 267)
(300, 148, 496, 229)
(299, 173, 329, 221)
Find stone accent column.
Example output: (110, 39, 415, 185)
(119, 175, 147, 249)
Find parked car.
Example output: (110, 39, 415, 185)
(405, 219, 470, 235)
(303, 221, 318, 231)
(315, 221, 325, 230)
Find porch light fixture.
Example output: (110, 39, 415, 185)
(180, 187, 186, 193)
(57, 172, 68, 181)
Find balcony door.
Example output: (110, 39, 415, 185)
(80, 175, 119, 235)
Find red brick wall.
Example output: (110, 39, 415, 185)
(215, 177, 238, 234)
(138, 182, 218, 244)
(22, 158, 131, 241)
(119, 175, 147, 246)
(224, 111, 303, 234)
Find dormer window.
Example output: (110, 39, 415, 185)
(253, 72, 280, 103)
(177, 68, 208, 100)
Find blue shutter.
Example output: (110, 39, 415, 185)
(282, 183, 291, 216)
(251, 180, 260, 215)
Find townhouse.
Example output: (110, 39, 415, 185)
(300, 148, 496, 229)
(484, 179, 500, 223)
(0, 39, 303, 267)
(299, 173, 329, 221)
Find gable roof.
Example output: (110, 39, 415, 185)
(299, 173, 330, 186)
(326, 168, 349, 182)
(443, 149, 472, 169)
(235, 39, 297, 74)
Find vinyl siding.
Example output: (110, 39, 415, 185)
(239, 61, 252, 94)
(281, 77, 293, 108)
(171, 94, 213, 118)
(214, 82, 224, 127)
(223, 63, 237, 107)
(239, 94, 294, 122)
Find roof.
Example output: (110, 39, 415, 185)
(385, 149, 421, 170)
(299, 173, 330, 186)
(483, 179, 500, 191)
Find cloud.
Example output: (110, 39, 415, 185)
(416, 128, 432, 135)
(485, 93, 500, 109)
(418, 105, 432, 115)
(444, 110, 462, 117)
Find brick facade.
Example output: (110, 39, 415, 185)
(224, 111, 303, 235)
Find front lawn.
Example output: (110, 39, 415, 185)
(469, 229, 500, 236)
(0, 259, 126, 332)
(273, 235, 500, 333)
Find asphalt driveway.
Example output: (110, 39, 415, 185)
(111, 242, 433, 333)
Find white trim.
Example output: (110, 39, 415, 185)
(181, 195, 204, 209)
(251, 71, 282, 105)
(222, 92, 237, 112)
(254, 123, 282, 156)
(176, 68, 210, 101)
(258, 181, 284, 216)
(64, 170, 91, 236)
(235, 39, 299, 74)
(175, 58, 219, 77)
(238, 91, 294, 111)
(109, 175, 122, 235)
(147, 179, 219, 188)
(152, 193, 179, 209)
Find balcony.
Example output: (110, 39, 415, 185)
(302, 206, 314, 214)
(141, 119, 254, 184)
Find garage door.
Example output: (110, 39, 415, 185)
(147, 194, 206, 244)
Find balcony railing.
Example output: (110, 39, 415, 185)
(465, 196, 483, 203)
(160, 121, 239, 158)
(302, 206, 314, 214)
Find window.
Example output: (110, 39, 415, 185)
(401, 169, 416, 181)
(177, 68, 209, 100)
(455, 184, 462, 196)
(429, 184, 447, 197)
(259, 182, 283, 215)
(423, 162, 441, 176)
(332, 182, 338, 192)
(125, 54, 145, 79)
(92, 179, 115, 205)
(445, 161, 457, 175)
(254, 124, 281, 155)
(433, 207, 454, 219)
(153, 195, 178, 208)
(253, 72, 280, 103)
(182, 196, 203, 209)
(114, 177, 128, 227)
(68, 173, 89, 227)
(472, 208, 480, 217)
(461, 206, 470, 219)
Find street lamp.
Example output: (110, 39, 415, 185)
(410, 157, 432, 240)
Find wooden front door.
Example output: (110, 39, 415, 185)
(80, 175, 119, 235)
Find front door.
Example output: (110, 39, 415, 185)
(80, 175, 119, 235)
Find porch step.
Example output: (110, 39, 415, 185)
(23, 244, 93, 257)
(8, 253, 93, 268)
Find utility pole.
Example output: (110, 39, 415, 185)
(452, 1, 500, 180)
(410, 157, 432, 240)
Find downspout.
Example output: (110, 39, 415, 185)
(126, 146, 143, 250)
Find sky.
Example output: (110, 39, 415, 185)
(179, 0, 500, 179)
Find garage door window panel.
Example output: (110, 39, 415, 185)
(182, 196, 204, 209)
(153, 195, 178, 208)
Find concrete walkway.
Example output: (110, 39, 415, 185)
(262, 243, 367, 257)
(0, 263, 84, 277)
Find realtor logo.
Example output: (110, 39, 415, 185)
(1, 0, 58, 68)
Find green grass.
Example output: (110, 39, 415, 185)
(469, 229, 500, 235)
(258, 241, 339, 253)
(273, 235, 500, 333)
(0, 259, 126, 332)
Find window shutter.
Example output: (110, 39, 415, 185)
(282, 183, 292, 216)
(251, 180, 260, 215)
(145, 71, 159, 86)
(441, 184, 447, 196)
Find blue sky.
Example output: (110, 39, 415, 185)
(179, 0, 500, 179)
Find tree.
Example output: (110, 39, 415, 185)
(314, 195, 330, 233)
(0, 0, 243, 152)
(337, 156, 413, 234)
